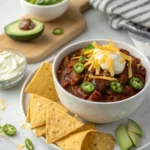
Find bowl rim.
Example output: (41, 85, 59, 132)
(0, 48, 27, 83)
(21, 0, 69, 8)
(53, 39, 150, 105)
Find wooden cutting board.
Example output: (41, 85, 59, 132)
(0, 0, 91, 64)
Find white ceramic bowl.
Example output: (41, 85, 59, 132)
(53, 39, 150, 123)
(0, 48, 27, 90)
(20, 0, 69, 22)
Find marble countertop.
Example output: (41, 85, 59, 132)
(0, 0, 140, 150)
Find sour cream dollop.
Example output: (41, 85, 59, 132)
(0, 51, 25, 81)
(94, 49, 126, 75)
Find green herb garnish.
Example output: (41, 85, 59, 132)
(82, 44, 95, 53)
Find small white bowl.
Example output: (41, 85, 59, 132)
(20, 0, 69, 22)
(53, 39, 150, 123)
(0, 48, 27, 90)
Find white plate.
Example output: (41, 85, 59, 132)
(20, 57, 150, 150)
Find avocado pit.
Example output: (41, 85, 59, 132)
(19, 19, 35, 30)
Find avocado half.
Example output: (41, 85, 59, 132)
(4, 18, 44, 41)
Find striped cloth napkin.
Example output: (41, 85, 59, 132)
(90, 0, 150, 57)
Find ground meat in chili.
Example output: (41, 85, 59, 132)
(57, 48, 146, 102)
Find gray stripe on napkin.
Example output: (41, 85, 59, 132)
(90, 0, 150, 38)
(111, 0, 133, 13)
(128, 10, 150, 20)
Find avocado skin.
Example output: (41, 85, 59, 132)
(4, 19, 44, 41)
(5, 28, 44, 41)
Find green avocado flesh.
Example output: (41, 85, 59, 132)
(127, 130, 139, 147)
(4, 19, 44, 41)
(127, 119, 143, 136)
(115, 123, 133, 150)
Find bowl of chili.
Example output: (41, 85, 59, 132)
(52, 39, 150, 123)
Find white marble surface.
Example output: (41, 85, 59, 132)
(1, 0, 149, 150)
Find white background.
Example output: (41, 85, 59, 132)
(1, 0, 148, 150)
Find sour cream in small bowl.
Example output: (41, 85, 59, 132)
(0, 48, 27, 90)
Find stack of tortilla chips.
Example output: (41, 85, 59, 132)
(25, 62, 115, 150)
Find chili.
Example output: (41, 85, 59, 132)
(129, 77, 144, 89)
(81, 82, 95, 93)
(73, 63, 84, 74)
(110, 81, 124, 93)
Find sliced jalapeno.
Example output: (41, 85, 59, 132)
(110, 81, 124, 93)
(73, 63, 84, 74)
(52, 28, 63, 35)
(25, 138, 34, 150)
(129, 77, 144, 89)
(78, 56, 88, 62)
(81, 82, 95, 93)
(3, 124, 16, 136)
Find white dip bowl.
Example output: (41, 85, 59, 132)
(20, 0, 69, 22)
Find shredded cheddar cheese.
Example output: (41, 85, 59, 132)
(119, 59, 125, 63)
(89, 75, 118, 81)
(82, 38, 132, 78)
(17, 144, 25, 150)
(0, 100, 6, 111)
(83, 49, 94, 55)
(21, 122, 30, 130)
(71, 56, 81, 60)
(137, 64, 141, 68)
(128, 59, 132, 78)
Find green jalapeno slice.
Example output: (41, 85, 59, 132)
(129, 77, 144, 89)
(52, 28, 63, 35)
(25, 138, 34, 150)
(110, 81, 124, 93)
(3, 124, 16, 136)
(73, 63, 84, 74)
(81, 82, 95, 93)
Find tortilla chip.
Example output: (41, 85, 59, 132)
(25, 62, 59, 101)
(46, 107, 84, 143)
(26, 105, 30, 123)
(34, 125, 46, 137)
(56, 130, 96, 150)
(34, 123, 95, 138)
(30, 94, 67, 129)
(75, 124, 96, 133)
(82, 132, 115, 150)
